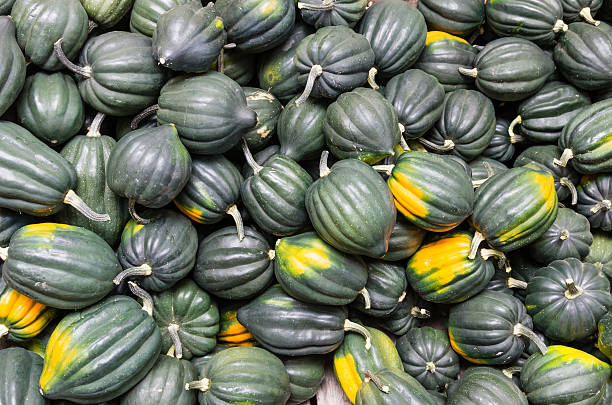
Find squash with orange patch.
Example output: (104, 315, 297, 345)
(218, 303, 258, 347)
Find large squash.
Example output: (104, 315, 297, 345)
(418, 0, 485, 36)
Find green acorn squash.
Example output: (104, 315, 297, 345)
(356, 368, 438, 405)
(278, 95, 327, 162)
(418, 0, 485, 36)
(217, 47, 256, 85)
(298, 0, 365, 29)
(353, 260, 407, 317)
(378, 290, 431, 336)
(0, 347, 48, 405)
(130, 0, 191, 36)
(0, 208, 32, 247)
(577, 174, 612, 231)
(585, 231, 612, 278)
(562, 0, 603, 23)
(469, 156, 509, 187)
(283, 355, 326, 405)
(447, 367, 528, 405)
(0, 16, 26, 117)
(381, 218, 427, 261)
(0, 0, 14, 14)
(80, 0, 134, 28)
(242, 87, 283, 150)
(482, 118, 515, 163)
(598, 311, 612, 361)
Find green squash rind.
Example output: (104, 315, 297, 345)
(447, 367, 528, 405)
(299, 0, 366, 29)
(0, 347, 48, 405)
(418, 0, 485, 36)
(278, 95, 327, 162)
(80, 0, 135, 28)
(585, 230, 612, 278)
(243, 87, 283, 150)
(283, 355, 326, 405)
(130, 0, 191, 36)
(0, 16, 26, 117)
(0, 208, 33, 247)
(381, 217, 427, 262)
(356, 368, 437, 405)
(354, 260, 407, 317)
(482, 118, 515, 162)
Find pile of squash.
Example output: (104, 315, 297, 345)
(1, 0, 612, 404)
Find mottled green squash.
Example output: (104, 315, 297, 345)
(80, 0, 135, 28)
(0, 348, 48, 405)
(585, 231, 612, 278)
(243, 87, 283, 150)
(283, 355, 326, 405)
(278, 95, 327, 162)
(356, 368, 438, 405)
(447, 367, 528, 405)
(0, 17, 26, 117)
(130, 0, 191, 36)
(298, 0, 365, 29)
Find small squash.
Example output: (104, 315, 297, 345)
(378, 290, 431, 336)
(354, 260, 407, 317)
(577, 174, 612, 231)
(482, 118, 515, 163)
(242, 87, 283, 151)
(561, 0, 603, 24)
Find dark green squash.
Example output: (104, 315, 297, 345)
(115, 210, 198, 292)
(306, 155, 396, 258)
(508, 252, 541, 302)
(116, 114, 157, 140)
(11, 0, 88, 71)
(217, 47, 256, 85)
(421, 89, 496, 160)
(39, 295, 161, 403)
(242, 87, 283, 150)
(378, 289, 431, 336)
(528, 208, 593, 264)
(353, 260, 407, 317)
(460, 37, 555, 101)
(598, 311, 612, 361)
(298, 0, 365, 29)
(381, 217, 427, 261)
(130, 0, 191, 36)
(1, 223, 121, 309)
(152, 278, 219, 360)
(236, 284, 372, 356)
(0, 0, 14, 14)
(194, 226, 275, 300)
(577, 174, 612, 231)
(324, 87, 401, 164)
(418, 0, 485, 36)
(242, 144, 282, 177)
(156, 72, 257, 154)
(275, 231, 368, 306)
(283, 355, 326, 405)
(120, 354, 197, 405)
(80, 0, 134, 28)
(152, 1, 225, 72)
(585, 230, 612, 278)
(356, 368, 438, 405)
(482, 118, 515, 163)
(278, 95, 327, 162)
(447, 367, 528, 405)
(562, 0, 603, 23)
(525, 258, 612, 342)
(0, 16, 26, 117)
(469, 156, 509, 187)
(0, 347, 48, 405)
(0, 209, 33, 248)
(215, 0, 295, 53)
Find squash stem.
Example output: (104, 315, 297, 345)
(398, 291, 406, 303)
(217, 47, 225, 74)
(553, 19, 569, 33)
(367, 67, 379, 90)
(128, 199, 150, 225)
(472, 161, 494, 188)
(458, 67, 478, 78)
(128, 281, 154, 316)
(502, 367, 522, 379)
(167, 345, 176, 357)
(0, 324, 7, 338)
(559, 177, 578, 205)
(590, 199, 612, 214)
(468, 231, 485, 260)
(371, 164, 395, 176)
(297, 0, 335, 10)
(241, 138, 264, 175)
(167, 323, 183, 359)
(64, 190, 110, 222)
(186, 378, 211, 392)
(113, 263, 153, 285)
(580, 7, 600, 26)
(0, 246, 8, 261)
(86, 112, 106, 138)
(508, 115, 523, 143)
(507, 277, 527, 289)
(268, 249, 276, 260)
(418, 137, 455, 152)
(87, 20, 97, 33)
(226, 204, 245, 241)
(363, 371, 390, 393)
(359, 288, 372, 310)
(223, 42, 236, 49)
(319, 150, 331, 177)
(295, 64, 323, 106)
(130, 105, 159, 130)
(480, 248, 508, 271)
(425, 362, 436, 374)
(559, 229, 570, 241)
(344, 319, 372, 350)
(410, 306, 431, 319)
(53, 39, 92, 78)
(565, 278, 584, 299)
(513, 323, 547, 355)
(553, 148, 574, 167)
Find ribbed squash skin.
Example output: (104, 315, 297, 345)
(278, 96, 327, 162)
(471, 37, 555, 101)
(152, 1, 225, 72)
(242, 144, 281, 177)
(415, 32, 478, 92)
(194, 226, 274, 300)
(418, 0, 485, 36)
(471, 165, 558, 252)
(0, 348, 47, 405)
(585, 231, 612, 277)
(485, 0, 565, 46)
(294, 26, 375, 99)
(388, 151, 474, 232)
(0, 278, 56, 341)
(447, 367, 528, 405)
(515, 81, 591, 143)
(0, 208, 33, 246)
(358, 0, 426, 77)
(275, 232, 368, 306)
(396, 326, 460, 390)
(11, 0, 88, 71)
(40, 296, 161, 403)
(558, 99, 612, 174)
(528, 208, 593, 264)
(16, 72, 84, 145)
(381, 218, 427, 261)
(354, 260, 406, 317)
(482, 118, 514, 162)
(157, 72, 257, 154)
(218, 304, 257, 347)
(117, 210, 198, 292)
(237, 285, 350, 355)
(324, 87, 400, 164)
(80, 0, 134, 28)
(306, 159, 396, 258)
(378, 289, 428, 335)
(521, 346, 611, 405)
(174, 155, 243, 224)
(299, 0, 364, 28)
(283, 355, 326, 405)
(425, 89, 496, 160)
(215, 0, 295, 53)
(448, 291, 535, 365)
(334, 325, 404, 404)
(242, 154, 313, 236)
(406, 231, 495, 304)
(219, 48, 256, 85)
(525, 258, 612, 342)
(562, 0, 603, 22)
(2, 223, 121, 309)
(598, 312, 612, 361)
(77, 32, 166, 116)
(469, 157, 508, 186)
(120, 355, 197, 405)
(0, 0, 14, 14)
(357, 368, 437, 405)
(194, 346, 291, 405)
(242, 87, 282, 150)
(152, 279, 219, 359)
(554, 22, 612, 90)
(0, 17, 26, 117)
(106, 125, 192, 208)
(130, 0, 191, 36)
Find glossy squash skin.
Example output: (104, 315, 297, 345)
(215, 0, 295, 53)
(194, 226, 274, 300)
(242, 87, 282, 150)
(11, 0, 88, 71)
(130, 0, 191, 36)
(0, 208, 33, 247)
(378, 290, 429, 336)
(562, 0, 603, 22)
(324, 87, 401, 164)
(585, 231, 612, 278)
(447, 367, 528, 405)
(0, 347, 48, 405)
(418, 0, 485, 36)
(415, 31, 479, 92)
(157, 72, 257, 154)
(76, 31, 166, 116)
(298, 0, 365, 28)
(406, 231, 496, 304)
(152, 279, 219, 359)
(356, 368, 438, 405)
(120, 355, 197, 405)
(358, 0, 427, 78)
(306, 158, 396, 258)
(525, 258, 612, 342)
(482, 118, 515, 162)
(80, 0, 134, 28)
(0, 17, 26, 118)
(217, 303, 257, 347)
(2, 223, 121, 309)
(521, 346, 611, 405)
(471, 165, 559, 252)
(284, 356, 325, 405)
(334, 325, 404, 404)
(278, 95, 327, 162)
(577, 174, 612, 231)
(219, 48, 256, 85)
(39, 296, 161, 403)
(469, 157, 509, 186)
(381, 218, 427, 261)
(354, 260, 407, 317)
(275, 231, 368, 306)
(387, 151, 474, 232)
